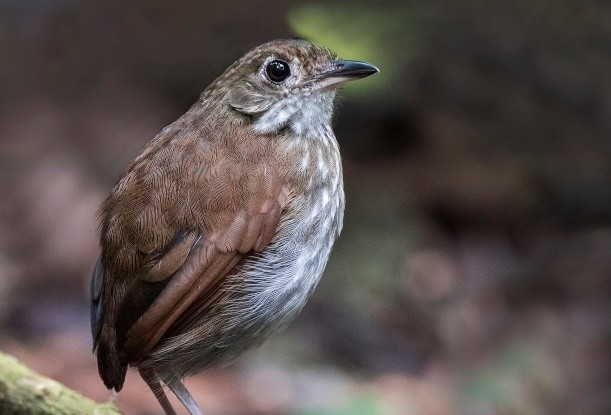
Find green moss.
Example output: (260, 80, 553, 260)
(0, 351, 122, 415)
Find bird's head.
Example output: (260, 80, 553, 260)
(208, 39, 378, 136)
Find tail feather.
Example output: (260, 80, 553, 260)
(96, 337, 128, 391)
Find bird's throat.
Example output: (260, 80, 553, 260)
(251, 90, 336, 139)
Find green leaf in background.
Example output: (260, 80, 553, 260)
(459, 340, 565, 415)
(287, 3, 431, 100)
(300, 395, 383, 415)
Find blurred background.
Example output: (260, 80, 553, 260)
(0, 0, 609, 414)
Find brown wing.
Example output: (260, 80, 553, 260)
(94, 121, 293, 390)
(120, 193, 287, 361)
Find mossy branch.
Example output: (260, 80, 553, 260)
(0, 350, 122, 415)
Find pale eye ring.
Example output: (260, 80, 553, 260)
(265, 60, 291, 83)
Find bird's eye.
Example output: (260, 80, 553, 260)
(265, 60, 291, 83)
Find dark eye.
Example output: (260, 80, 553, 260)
(265, 60, 291, 83)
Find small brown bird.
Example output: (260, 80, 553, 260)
(91, 39, 378, 415)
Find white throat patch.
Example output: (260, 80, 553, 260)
(252, 90, 336, 138)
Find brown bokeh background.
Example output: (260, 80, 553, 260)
(0, 1, 609, 414)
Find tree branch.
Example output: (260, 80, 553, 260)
(0, 350, 122, 415)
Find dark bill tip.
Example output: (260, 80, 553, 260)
(328, 59, 379, 79)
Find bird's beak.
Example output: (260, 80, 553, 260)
(314, 60, 379, 89)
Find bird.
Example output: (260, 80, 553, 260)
(90, 38, 378, 415)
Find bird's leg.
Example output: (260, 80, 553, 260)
(138, 365, 178, 415)
(164, 377, 204, 415)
